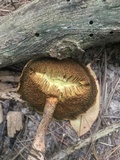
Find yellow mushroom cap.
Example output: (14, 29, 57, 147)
(18, 58, 97, 120)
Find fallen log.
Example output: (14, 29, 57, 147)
(0, 0, 120, 68)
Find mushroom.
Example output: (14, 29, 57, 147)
(18, 58, 99, 159)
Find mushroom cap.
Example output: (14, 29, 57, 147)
(18, 58, 97, 120)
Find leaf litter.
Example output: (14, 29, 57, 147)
(0, 1, 120, 159)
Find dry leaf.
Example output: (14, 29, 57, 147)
(0, 87, 24, 103)
(70, 64, 100, 137)
(0, 71, 20, 83)
(0, 82, 13, 91)
(7, 111, 23, 137)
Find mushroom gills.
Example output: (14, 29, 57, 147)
(32, 72, 80, 100)
(18, 58, 97, 120)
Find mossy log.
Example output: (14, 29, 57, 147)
(0, 0, 120, 68)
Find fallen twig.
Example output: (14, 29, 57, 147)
(50, 121, 120, 160)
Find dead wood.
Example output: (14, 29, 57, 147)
(7, 111, 23, 137)
(0, 0, 120, 68)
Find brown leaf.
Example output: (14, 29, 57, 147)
(70, 64, 100, 137)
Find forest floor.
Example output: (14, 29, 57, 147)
(0, 0, 120, 160)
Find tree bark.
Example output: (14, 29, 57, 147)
(0, 0, 120, 68)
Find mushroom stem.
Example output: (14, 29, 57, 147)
(27, 97, 58, 160)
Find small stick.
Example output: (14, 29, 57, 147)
(0, 103, 3, 124)
(27, 97, 58, 160)
(51, 121, 120, 160)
